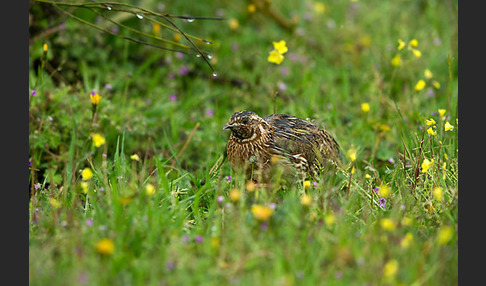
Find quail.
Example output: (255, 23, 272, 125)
(223, 110, 340, 181)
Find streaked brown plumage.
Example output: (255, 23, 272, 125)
(223, 110, 340, 181)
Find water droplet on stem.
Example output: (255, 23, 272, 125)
(187, 18, 195, 23)
(136, 13, 144, 19)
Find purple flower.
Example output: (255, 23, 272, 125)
(217, 195, 224, 203)
(168, 73, 175, 80)
(269, 203, 277, 210)
(86, 218, 93, 226)
(225, 175, 232, 182)
(48, 116, 53, 122)
(260, 222, 268, 231)
(78, 272, 88, 284)
(195, 235, 203, 243)
(400, 204, 406, 210)
(182, 235, 190, 243)
(169, 94, 177, 102)
(289, 53, 298, 62)
(178, 66, 189, 76)
(373, 187, 380, 194)
(31, 90, 37, 97)
(312, 181, 318, 187)
(102, 153, 107, 158)
(176, 52, 184, 60)
(34, 183, 41, 190)
(388, 157, 395, 164)
(104, 83, 113, 91)
(111, 25, 119, 34)
(166, 262, 175, 271)
(280, 67, 289, 75)
(278, 82, 287, 91)
(61, 220, 67, 227)
(206, 109, 214, 117)
(379, 198, 386, 208)
(29, 161, 32, 168)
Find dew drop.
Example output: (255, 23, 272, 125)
(136, 13, 144, 19)
(203, 40, 212, 45)
(196, 54, 201, 58)
(207, 54, 213, 59)
(187, 18, 195, 23)
(212, 72, 218, 78)
(106, 5, 112, 10)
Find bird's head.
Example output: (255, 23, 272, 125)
(223, 111, 270, 142)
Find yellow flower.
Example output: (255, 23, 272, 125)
(324, 213, 335, 226)
(427, 127, 437, 136)
(145, 183, 155, 196)
(408, 39, 418, 48)
(421, 158, 434, 173)
(247, 4, 256, 13)
(361, 102, 370, 112)
(81, 182, 89, 194)
(246, 180, 256, 192)
(397, 39, 406, 51)
(43, 43, 48, 52)
(415, 80, 426, 91)
(411, 48, 422, 58)
(90, 133, 106, 147)
(272, 40, 288, 55)
(229, 19, 239, 30)
(437, 225, 454, 245)
(361, 35, 371, 47)
(314, 2, 325, 14)
(438, 109, 446, 117)
(90, 93, 102, 106)
(303, 180, 311, 189)
(251, 204, 274, 221)
(268, 49, 284, 65)
(95, 238, 115, 255)
(433, 187, 443, 202)
(426, 118, 436, 126)
(229, 188, 240, 203)
(432, 81, 440, 89)
(383, 259, 399, 279)
(380, 218, 396, 231)
(401, 216, 412, 226)
(400, 233, 414, 249)
(444, 121, 454, 131)
(379, 184, 391, 197)
(173, 33, 181, 42)
(152, 22, 161, 34)
(49, 198, 61, 209)
(391, 54, 402, 66)
(346, 148, 357, 162)
(130, 154, 140, 161)
(301, 194, 312, 206)
(424, 69, 433, 80)
(81, 168, 93, 180)
(351, 166, 355, 174)
(365, 174, 372, 179)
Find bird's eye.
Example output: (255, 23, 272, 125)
(241, 118, 249, 124)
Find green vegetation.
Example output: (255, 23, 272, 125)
(29, 0, 458, 285)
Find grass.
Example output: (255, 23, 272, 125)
(29, 0, 458, 285)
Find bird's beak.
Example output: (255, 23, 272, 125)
(223, 123, 234, 130)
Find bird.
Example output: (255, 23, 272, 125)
(223, 110, 340, 181)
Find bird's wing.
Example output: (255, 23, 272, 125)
(264, 114, 340, 162)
